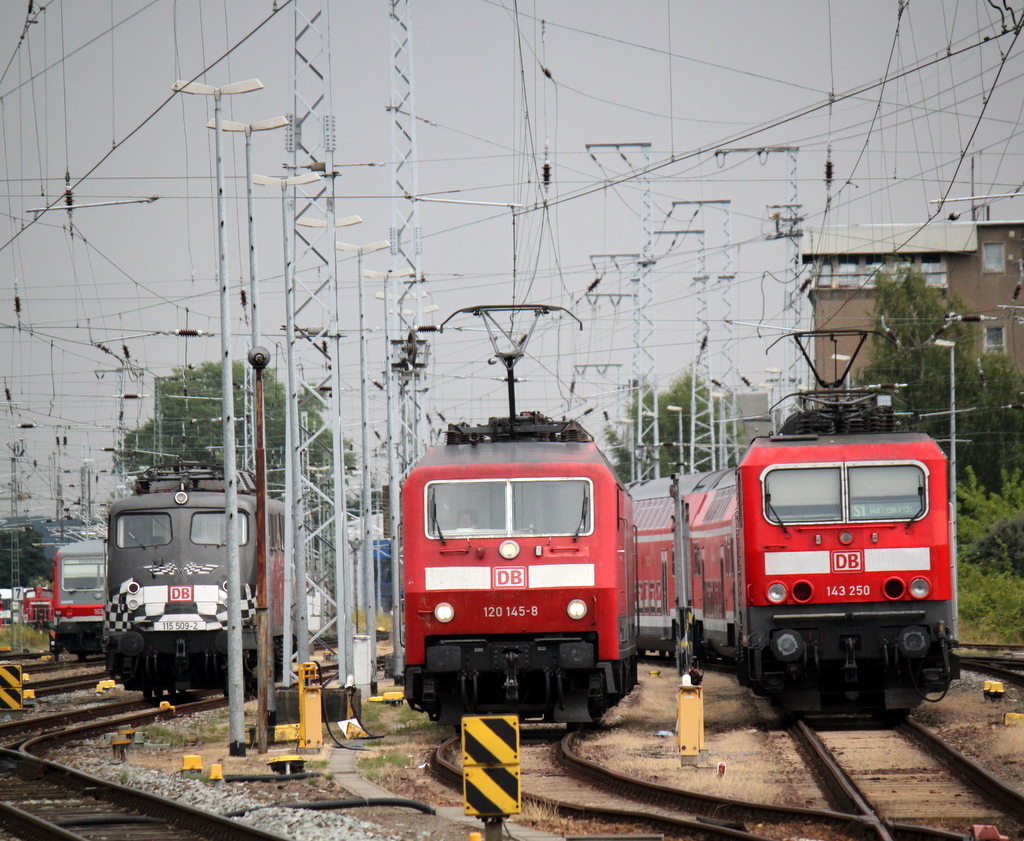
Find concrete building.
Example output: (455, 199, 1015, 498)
(804, 221, 1024, 379)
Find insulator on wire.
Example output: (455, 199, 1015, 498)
(825, 159, 834, 187)
(122, 344, 130, 360)
(14, 295, 20, 314)
(1014, 281, 1021, 300)
(740, 375, 752, 387)
(582, 407, 594, 415)
(587, 277, 601, 293)
(175, 329, 201, 337)
(240, 290, 247, 309)
(542, 160, 551, 187)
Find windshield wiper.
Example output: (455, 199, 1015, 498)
(906, 485, 925, 528)
(430, 498, 446, 543)
(572, 495, 590, 541)
(764, 494, 790, 537)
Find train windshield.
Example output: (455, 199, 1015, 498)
(61, 556, 104, 591)
(764, 467, 842, 522)
(116, 512, 172, 548)
(848, 465, 925, 520)
(426, 479, 592, 537)
(190, 511, 250, 546)
(763, 463, 928, 523)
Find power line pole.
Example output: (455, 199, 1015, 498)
(387, 0, 429, 680)
(586, 143, 657, 481)
(285, 0, 351, 681)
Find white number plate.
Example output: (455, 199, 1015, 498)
(151, 620, 204, 631)
(484, 605, 538, 618)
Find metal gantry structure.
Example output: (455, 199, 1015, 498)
(284, 0, 352, 681)
(586, 143, 657, 482)
(386, 0, 430, 678)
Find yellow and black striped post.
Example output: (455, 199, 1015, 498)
(461, 713, 520, 841)
(0, 664, 24, 711)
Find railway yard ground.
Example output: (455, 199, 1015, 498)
(15, 658, 1024, 841)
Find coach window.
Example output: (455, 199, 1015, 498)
(763, 467, 842, 523)
(62, 556, 104, 591)
(848, 464, 925, 521)
(191, 511, 250, 546)
(512, 479, 591, 536)
(116, 512, 172, 548)
(427, 481, 506, 537)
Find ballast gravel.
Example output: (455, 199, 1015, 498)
(83, 760, 414, 841)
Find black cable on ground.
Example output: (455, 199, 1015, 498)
(221, 772, 321, 782)
(223, 797, 436, 818)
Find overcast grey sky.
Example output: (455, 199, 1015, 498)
(2, 1, 1022, 522)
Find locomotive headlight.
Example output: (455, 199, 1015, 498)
(498, 540, 521, 560)
(127, 581, 141, 595)
(433, 602, 455, 623)
(910, 577, 931, 599)
(126, 598, 140, 611)
(174, 491, 189, 505)
(567, 599, 588, 620)
(766, 582, 788, 604)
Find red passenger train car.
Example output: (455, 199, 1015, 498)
(52, 539, 106, 659)
(402, 413, 638, 724)
(634, 389, 959, 713)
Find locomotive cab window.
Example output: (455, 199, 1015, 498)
(764, 467, 842, 523)
(848, 464, 925, 520)
(190, 511, 250, 546)
(426, 478, 592, 538)
(115, 512, 172, 548)
(762, 462, 928, 524)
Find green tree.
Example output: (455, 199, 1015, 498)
(119, 361, 333, 484)
(604, 371, 734, 482)
(0, 525, 50, 588)
(857, 266, 1024, 493)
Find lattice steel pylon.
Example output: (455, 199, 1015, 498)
(283, 0, 352, 682)
(689, 228, 714, 474)
(386, 0, 429, 678)
(586, 143, 657, 481)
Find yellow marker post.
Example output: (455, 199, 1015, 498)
(181, 755, 202, 779)
(0, 664, 23, 712)
(297, 662, 323, 750)
(677, 674, 708, 766)
(461, 714, 521, 841)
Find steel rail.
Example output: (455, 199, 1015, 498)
(0, 749, 290, 841)
(433, 733, 820, 841)
(900, 716, 1024, 824)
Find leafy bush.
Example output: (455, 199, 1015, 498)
(957, 561, 1024, 643)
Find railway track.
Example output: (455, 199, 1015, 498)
(0, 691, 298, 841)
(427, 710, 1024, 841)
(791, 716, 1024, 838)
(0, 748, 292, 841)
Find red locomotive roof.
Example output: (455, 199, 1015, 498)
(742, 432, 945, 467)
(411, 439, 621, 476)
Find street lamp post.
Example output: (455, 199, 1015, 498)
(666, 405, 684, 472)
(172, 77, 262, 758)
(366, 267, 416, 681)
(338, 238, 390, 695)
(934, 338, 958, 628)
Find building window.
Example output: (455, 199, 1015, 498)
(984, 326, 1005, 353)
(983, 242, 1005, 272)
(837, 257, 860, 286)
(920, 254, 944, 286)
(815, 261, 833, 287)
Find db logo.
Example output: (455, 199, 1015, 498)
(493, 567, 527, 589)
(170, 584, 194, 602)
(831, 550, 863, 572)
